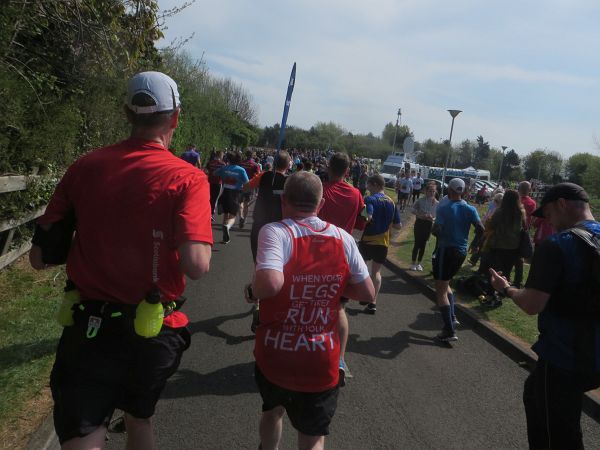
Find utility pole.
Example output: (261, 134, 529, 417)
(391, 108, 401, 151)
(498, 146, 508, 182)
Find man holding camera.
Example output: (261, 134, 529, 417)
(490, 183, 600, 449)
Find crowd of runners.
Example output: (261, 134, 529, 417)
(30, 71, 599, 450)
(191, 143, 598, 448)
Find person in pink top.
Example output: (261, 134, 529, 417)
(318, 152, 364, 385)
(531, 216, 557, 246)
(514, 181, 538, 286)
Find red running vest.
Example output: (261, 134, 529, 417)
(254, 219, 350, 392)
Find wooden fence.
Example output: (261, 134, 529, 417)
(0, 175, 46, 270)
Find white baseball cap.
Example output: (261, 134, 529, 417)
(448, 178, 465, 193)
(126, 71, 180, 114)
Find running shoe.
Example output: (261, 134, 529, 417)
(435, 329, 458, 342)
(364, 303, 376, 315)
(409, 264, 417, 271)
(416, 264, 424, 271)
(222, 225, 231, 244)
(452, 317, 460, 328)
(338, 358, 347, 387)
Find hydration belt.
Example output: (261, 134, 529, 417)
(74, 297, 187, 339)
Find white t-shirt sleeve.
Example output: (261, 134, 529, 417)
(256, 223, 291, 272)
(339, 229, 370, 284)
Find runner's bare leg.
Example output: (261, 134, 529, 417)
(61, 425, 107, 450)
(260, 406, 285, 450)
(338, 307, 349, 361)
(298, 433, 325, 450)
(124, 414, 154, 450)
(371, 261, 383, 304)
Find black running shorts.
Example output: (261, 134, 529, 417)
(50, 303, 190, 444)
(219, 189, 242, 215)
(358, 242, 388, 264)
(255, 365, 339, 437)
(432, 246, 466, 281)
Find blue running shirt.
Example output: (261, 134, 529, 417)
(435, 199, 481, 252)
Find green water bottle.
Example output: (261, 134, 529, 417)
(134, 289, 164, 338)
(56, 280, 79, 327)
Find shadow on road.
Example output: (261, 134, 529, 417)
(347, 330, 438, 359)
(187, 310, 255, 345)
(407, 310, 444, 332)
(162, 362, 257, 399)
(377, 274, 423, 296)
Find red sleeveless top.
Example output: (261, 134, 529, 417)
(254, 218, 350, 392)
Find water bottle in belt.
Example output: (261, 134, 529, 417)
(56, 280, 79, 327)
(134, 288, 164, 338)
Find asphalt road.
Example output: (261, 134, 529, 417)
(106, 219, 600, 450)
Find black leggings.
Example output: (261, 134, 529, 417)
(412, 218, 433, 262)
(411, 189, 421, 203)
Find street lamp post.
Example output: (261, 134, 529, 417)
(441, 109, 462, 197)
(391, 108, 402, 151)
(498, 145, 508, 183)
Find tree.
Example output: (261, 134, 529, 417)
(474, 135, 491, 168)
(381, 123, 413, 149)
(492, 148, 522, 181)
(418, 139, 447, 167)
(582, 158, 600, 197)
(309, 122, 346, 149)
(523, 150, 563, 183)
(566, 153, 597, 185)
(161, 50, 258, 152)
(454, 140, 475, 168)
(0, 0, 166, 172)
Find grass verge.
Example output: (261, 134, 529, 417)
(389, 211, 539, 345)
(0, 256, 64, 449)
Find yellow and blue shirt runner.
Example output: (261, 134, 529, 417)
(362, 192, 401, 247)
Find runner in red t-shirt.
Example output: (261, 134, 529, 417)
(318, 152, 364, 385)
(252, 172, 374, 450)
(239, 149, 261, 228)
(29, 72, 212, 449)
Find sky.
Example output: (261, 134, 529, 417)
(157, 0, 600, 158)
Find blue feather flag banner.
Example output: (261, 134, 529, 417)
(276, 62, 296, 151)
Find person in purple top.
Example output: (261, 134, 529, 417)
(181, 144, 200, 167)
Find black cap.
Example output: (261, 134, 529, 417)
(532, 182, 589, 218)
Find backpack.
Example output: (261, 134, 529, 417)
(565, 226, 600, 371)
(570, 227, 600, 281)
(549, 226, 600, 317)
(569, 226, 600, 314)
(453, 273, 494, 298)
